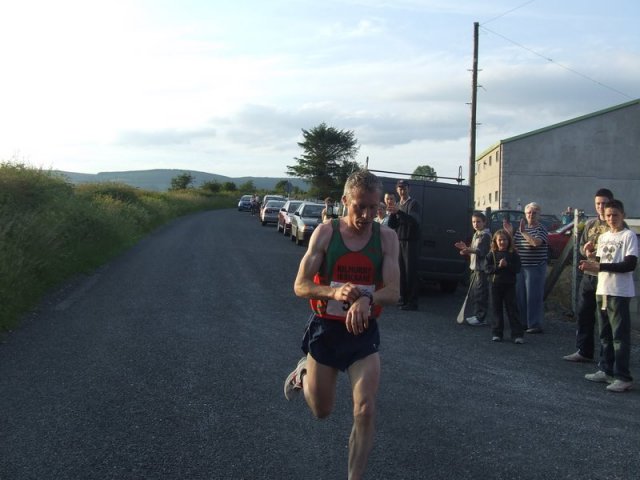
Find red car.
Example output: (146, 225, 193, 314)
(277, 200, 302, 236)
(547, 223, 575, 259)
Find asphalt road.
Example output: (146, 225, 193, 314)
(1, 209, 639, 480)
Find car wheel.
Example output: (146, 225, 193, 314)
(261, 220, 267, 226)
(296, 234, 304, 246)
(290, 227, 296, 242)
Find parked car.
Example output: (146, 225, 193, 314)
(547, 223, 574, 259)
(540, 213, 562, 232)
(260, 200, 285, 226)
(237, 194, 252, 212)
(262, 194, 286, 205)
(260, 194, 286, 219)
(547, 217, 590, 259)
(290, 202, 325, 246)
(484, 209, 525, 233)
(277, 200, 303, 235)
(379, 176, 472, 293)
(485, 209, 561, 233)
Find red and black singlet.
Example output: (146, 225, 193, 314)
(310, 220, 384, 321)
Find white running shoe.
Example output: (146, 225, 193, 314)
(466, 316, 485, 326)
(284, 356, 307, 401)
(584, 370, 614, 384)
(606, 380, 633, 393)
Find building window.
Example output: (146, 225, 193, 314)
(495, 191, 499, 204)
(496, 151, 500, 163)
(489, 156, 492, 166)
(489, 193, 492, 203)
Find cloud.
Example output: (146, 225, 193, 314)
(319, 18, 386, 38)
(115, 128, 216, 147)
(1, 0, 638, 181)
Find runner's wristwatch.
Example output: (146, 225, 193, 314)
(359, 290, 374, 306)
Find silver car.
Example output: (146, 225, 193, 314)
(277, 200, 303, 235)
(260, 200, 285, 226)
(290, 202, 325, 246)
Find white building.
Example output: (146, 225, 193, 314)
(474, 99, 640, 217)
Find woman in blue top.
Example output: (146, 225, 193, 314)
(505, 202, 548, 334)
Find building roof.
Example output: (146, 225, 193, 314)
(477, 98, 640, 159)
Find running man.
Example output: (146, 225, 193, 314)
(283, 169, 400, 480)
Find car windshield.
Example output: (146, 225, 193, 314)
(266, 201, 285, 208)
(241, 195, 252, 201)
(287, 201, 302, 212)
(487, 210, 524, 232)
(302, 205, 324, 217)
(552, 223, 573, 234)
(540, 214, 561, 229)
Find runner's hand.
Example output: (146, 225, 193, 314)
(334, 282, 361, 304)
(345, 296, 370, 335)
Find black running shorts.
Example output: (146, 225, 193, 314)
(301, 314, 380, 371)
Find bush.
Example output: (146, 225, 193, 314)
(0, 162, 73, 209)
(0, 164, 235, 331)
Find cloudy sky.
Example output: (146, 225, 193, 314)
(0, 0, 638, 181)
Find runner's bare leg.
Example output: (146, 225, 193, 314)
(303, 354, 338, 418)
(347, 353, 380, 480)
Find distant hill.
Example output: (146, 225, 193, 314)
(55, 169, 308, 192)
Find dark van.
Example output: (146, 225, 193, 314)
(378, 176, 472, 293)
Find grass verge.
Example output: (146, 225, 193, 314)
(0, 163, 236, 331)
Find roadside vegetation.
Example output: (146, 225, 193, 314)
(0, 162, 237, 332)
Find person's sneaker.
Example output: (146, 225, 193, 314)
(466, 316, 486, 326)
(513, 337, 524, 344)
(563, 351, 592, 363)
(492, 336, 502, 342)
(525, 327, 543, 334)
(606, 380, 633, 393)
(584, 370, 614, 384)
(284, 356, 307, 401)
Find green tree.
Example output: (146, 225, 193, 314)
(286, 123, 360, 198)
(291, 186, 305, 197)
(222, 181, 237, 192)
(275, 179, 290, 196)
(238, 180, 256, 193)
(411, 165, 438, 182)
(201, 180, 221, 193)
(169, 172, 195, 190)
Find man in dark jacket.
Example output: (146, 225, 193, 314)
(387, 179, 422, 310)
(563, 188, 614, 362)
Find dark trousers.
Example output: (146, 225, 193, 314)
(597, 295, 633, 382)
(575, 274, 605, 359)
(491, 283, 523, 339)
(399, 240, 419, 306)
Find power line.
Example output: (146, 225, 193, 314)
(479, 25, 635, 100)
(481, 0, 537, 25)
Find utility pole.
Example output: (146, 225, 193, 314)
(469, 21, 479, 207)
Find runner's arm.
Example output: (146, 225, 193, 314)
(293, 222, 361, 304)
